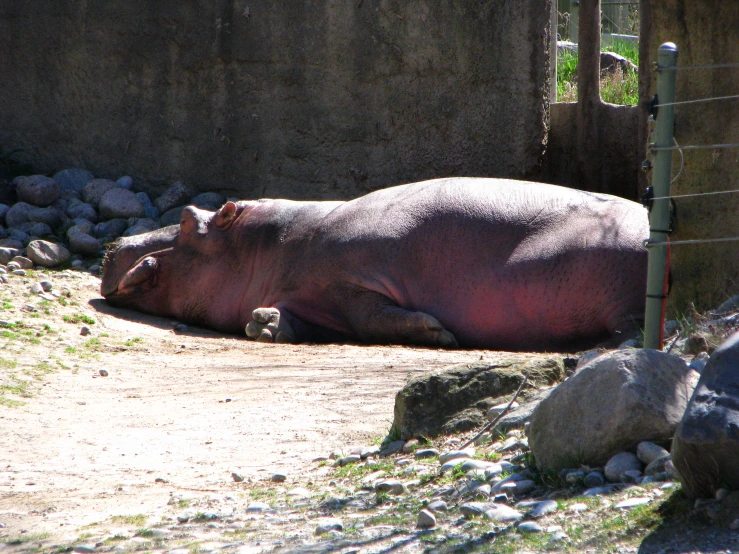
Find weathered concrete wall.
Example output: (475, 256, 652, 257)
(0, 1, 552, 200)
(643, 1, 739, 310)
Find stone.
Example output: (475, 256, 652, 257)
(460, 460, 501, 473)
(315, 517, 343, 535)
(379, 440, 405, 457)
(29, 222, 52, 237)
(53, 168, 93, 195)
(16, 175, 60, 207)
(123, 218, 160, 237)
(685, 333, 709, 355)
(27, 206, 66, 229)
(82, 178, 118, 208)
(136, 192, 160, 220)
(94, 218, 129, 239)
(0, 247, 22, 265)
(5, 201, 34, 227)
(392, 358, 563, 439)
(614, 497, 651, 509)
(637, 441, 669, 466)
(99, 187, 145, 219)
(517, 521, 543, 533)
(376, 479, 405, 495)
(98, 368, 108, 376)
(415, 448, 439, 459)
(68, 229, 103, 257)
(72, 546, 95, 553)
(271, 473, 287, 482)
(81, 326, 92, 336)
(191, 191, 227, 210)
(644, 455, 672, 477)
(11, 256, 33, 269)
(605, 452, 642, 482)
(713, 295, 739, 316)
(529, 349, 700, 471)
(459, 502, 488, 518)
(487, 400, 519, 419)
(66, 199, 98, 222)
(583, 471, 606, 487)
(160, 205, 187, 227)
(246, 502, 269, 512)
(438, 449, 474, 465)
(484, 504, 523, 522)
(427, 500, 448, 512)
(417, 509, 436, 528)
(116, 175, 133, 189)
(0, 203, 8, 224)
(337, 455, 361, 466)
(529, 499, 558, 518)
(568, 502, 588, 513)
(155, 181, 192, 213)
(231, 472, 244, 482)
(672, 330, 739, 498)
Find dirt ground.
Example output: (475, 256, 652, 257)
(0, 269, 508, 543)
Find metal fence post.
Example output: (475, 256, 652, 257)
(643, 42, 678, 350)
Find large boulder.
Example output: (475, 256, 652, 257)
(5, 202, 35, 228)
(391, 357, 564, 440)
(98, 187, 145, 220)
(16, 175, 61, 207)
(672, 331, 739, 498)
(528, 349, 699, 472)
(27, 206, 66, 230)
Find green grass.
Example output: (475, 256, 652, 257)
(557, 38, 638, 105)
(110, 514, 147, 526)
(63, 313, 96, 325)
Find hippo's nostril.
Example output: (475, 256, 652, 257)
(117, 256, 159, 293)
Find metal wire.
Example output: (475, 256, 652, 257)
(671, 137, 684, 184)
(646, 236, 739, 248)
(655, 94, 739, 108)
(657, 62, 739, 71)
(651, 188, 739, 201)
(650, 142, 739, 152)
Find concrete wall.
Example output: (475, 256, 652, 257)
(643, 0, 739, 310)
(0, 0, 552, 200)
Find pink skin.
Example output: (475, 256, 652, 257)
(102, 177, 649, 351)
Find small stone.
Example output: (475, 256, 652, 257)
(88, 264, 101, 273)
(99, 369, 109, 377)
(427, 500, 448, 512)
(568, 502, 588, 513)
(623, 469, 643, 483)
(605, 452, 642, 483)
(415, 448, 439, 460)
(80, 326, 92, 336)
(11, 256, 33, 269)
(380, 440, 406, 457)
(402, 439, 419, 453)
(338, 455, 361, 466)
(30, 282, 43, 294)
(512, 480, 536, 495)
(484, 504, 523, 522)
(487, 400, 519, 419)
(715, 488, 730, 501)
(529, 499, 558, 518)
(460, 459, 500, 472)
(12, 269, 26, 276)
(271, 473, 287, 483)
(413, 509, 436, 530)
(582, 485, 617, 496)
(72, 546, 96, 553)
(40, 280, 53, 292)
(116, 176, 134, 189)
(246, 502, 269, 512)
(565, 470, 585, 484)
(149, 529, 169, 537)
(438, 449, 474, 465)
(176, 514, 190, 523)
(17, 175, 61, 207)
(360, 445, 381, 459)
(614, 497, 651, 509)
(637, 441, 670, 466)
(315, 517, 343, 535)
(231, 472, 245, 482)
(550, 530, 569, 542)
(518, 521, 543, 533)
(459, 502, 487, 518)
(155, 181, 192, 213)
(376, 479, 405, 495)
(583, 471, 606, 487)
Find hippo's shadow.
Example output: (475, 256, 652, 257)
(88, 298, 229, 339)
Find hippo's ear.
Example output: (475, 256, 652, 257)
(214, 201, 239, 230)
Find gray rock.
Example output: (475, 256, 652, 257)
(605, 452, 642, 483)
(271, 473, 287, 482)
(68, 229, 103, 257)
(231, 472, 244, 482)
(689, 353, 709, 372)
(11, 256, 33, 269)
(529, 349, 700, 471)
(66, 199, 98, 222)
(644, 455, 672, 477)
(0, 247, 22, 264)
(614, 497, 651, 509)
(155, 181, 192, 213)
(98, 368, 108, 376)
(17, 175, 60, 207)
(380, 440, 406, 457)
(72, 546, 96, 553)
(583, 471, 606, 487)
(40, 280, 53, 291)
(439, 450, 474, 465)
(685, 333, 709, 355)
(460, 459, 500, 473)
(82, 178, 118, 208)
(94, 218, 128, 239)
(376, 479, 405, 495)
(417, 509, 436, 528)
(517, 521, 543, 533)
(582, 485, 617, 496)
(29, 222, 52, 237)
(565, 470, 585, 484)
(136, 192, 160, 220)
(672, 330, 739, 498)
(5, 201, 34, 227)
(160, 205, 186, 227)
(315, 517, 343, 535)
(427, 500, 448, 512)
(459, 502, 488, 518)
(246, 502, 269, 512)
(27, 206, 66, 229)
(116, 176, 133, 190)
(713, 295, 739, 316)
(0, 203, 8, 224)
(122, 218, 160, 237)
(484, 504, 523, 522)
(68, 221, 95, 237)
(99, 187, 145, 219)
(392, 358, 563, 439)
(529, 499, 558, 518)
(191, 191, 227, 210)
(53, 168, 93, 195)
(415, 448, 439, 459)
(0, 238, 24, 250)
(637, 441, 670, 466)
(337, 455, 361, 466)
(511, 479, 536, 495)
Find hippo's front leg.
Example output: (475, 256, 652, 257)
(245, 307, 296, 343)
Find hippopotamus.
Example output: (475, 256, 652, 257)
(101, 177, 649, 351)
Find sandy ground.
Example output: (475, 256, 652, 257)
(0, 270, 503, 540)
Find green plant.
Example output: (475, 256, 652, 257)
(63, 313, 96, 325)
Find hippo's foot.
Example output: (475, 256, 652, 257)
(245, 307, 295, 343)
(352, 302, 459, 348)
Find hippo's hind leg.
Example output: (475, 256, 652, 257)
(343, 290, 459, 348)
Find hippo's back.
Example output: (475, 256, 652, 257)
(312, 177, 649, 350)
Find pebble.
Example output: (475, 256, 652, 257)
(315, 517, 343, 535)
(402, 439, 419, 453)
(605, 452, 642, 482)
(569, 502, 589, 513)
(380, 440, 405, 457)
(376, 479, 405, 495)
(149, 529, 169, 537)
(99, 369, 109, 377)
(460, 459, 500, 472)
(271, 472, 287, 482)
(459, 502, 487, 518)
(73, 546, 96, 553)
(427, 500, 448, 512)
(614, 497, 651, 509)
(12, 269, 26, 276)
(415, 448, 439, 459)
(637, 441, 670, 465)
(176, 514, 190, 523)
(417, 509, 436, 529)
(30, 282, 43, 294)
(360, 446, 381, 459)
(550, 530, 569, 542)
(529, 499, 558, 518)
(484, 504, 523, 522)
(583, 485, 617, 496)
(337, 455, 361, 466)
(246, 502, 269, 512)
(231, 472, 244, 482)
(81, 325, 92, 336)
(518, 521, 543, 533)
(583, 471, 606, 487)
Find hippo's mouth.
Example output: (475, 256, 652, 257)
(101, 248, 171, 300)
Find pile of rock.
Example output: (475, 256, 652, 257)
(0, 169, 227, 269)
